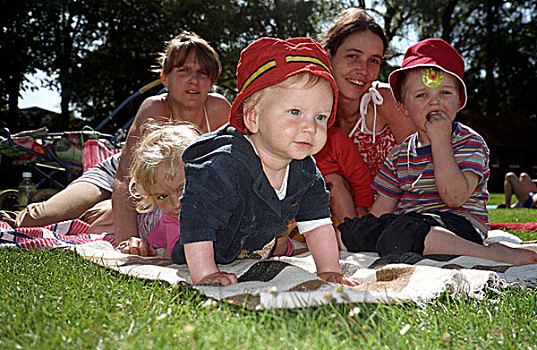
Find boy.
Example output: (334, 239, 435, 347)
(337, 38, 537, 266)
(172, 37, 358, 286)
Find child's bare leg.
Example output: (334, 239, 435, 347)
(324, 173, 356, 222)
(423, 226, 537, 265)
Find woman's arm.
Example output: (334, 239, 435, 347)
(112, 97, 168, 246)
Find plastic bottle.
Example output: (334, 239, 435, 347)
(18, 172, 36, 210)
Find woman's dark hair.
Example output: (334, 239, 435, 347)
(320, 8, 388, 57)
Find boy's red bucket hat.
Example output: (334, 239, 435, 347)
(229, 37, 338, 133)
(388, 38, 467, 109)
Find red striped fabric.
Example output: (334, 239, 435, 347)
(82, 139, 122, 172)
(0, 219, 116, 248)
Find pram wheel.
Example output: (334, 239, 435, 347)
(0, 189, 18, 211)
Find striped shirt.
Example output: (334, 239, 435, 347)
(373, 122, 490, 238)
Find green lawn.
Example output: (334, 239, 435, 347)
(1, 195, 537, 349)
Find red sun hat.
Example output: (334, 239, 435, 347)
(229, 37, 338, 133)
(388, 38, 467, 109)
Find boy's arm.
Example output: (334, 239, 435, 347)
(184, 241, 238, 285)
(433, 144, 479, 207)
(304, 224, 359, 286)
(369, 195, 398, 217)
(427, 116, 479, 207)
(355, 206, 369, 218)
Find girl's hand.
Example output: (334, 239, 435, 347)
(318, 271, 360, 286)
(198, 271, 238, 285)
(116, 237, 157, 257)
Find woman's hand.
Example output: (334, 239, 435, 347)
(355, 206, 369, 218)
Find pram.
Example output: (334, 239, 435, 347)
(0, 80, 164, 210)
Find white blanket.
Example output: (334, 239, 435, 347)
(72, 230, 537, 310)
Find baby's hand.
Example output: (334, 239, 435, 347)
(198, 271, 238, 285)
(116, 237, 157, 257)
(318, 271, 360, 286)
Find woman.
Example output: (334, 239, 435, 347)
(315, 8, 415, 221)
(111, 31, 230, 253)
(9, 31, 229, 237)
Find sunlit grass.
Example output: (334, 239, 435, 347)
(2, 247, 537, 350)
(1, 194, 537, 349)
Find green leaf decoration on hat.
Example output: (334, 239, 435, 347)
(422, 68, 443, 88)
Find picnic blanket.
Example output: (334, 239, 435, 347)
(2, 220, 537, 310)
(72, 230, 537, 310)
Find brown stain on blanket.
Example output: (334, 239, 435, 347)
(357, 266, 415, 293)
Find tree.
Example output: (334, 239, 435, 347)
(0, 0, 45, 130)
(5, 1, 356, 132)
(460, 0, 537, 118)
(69, 0, 353, 132)
(36, 0, 112, 129)
(379, 0, 537, 119)
(69, 0, 171, 132)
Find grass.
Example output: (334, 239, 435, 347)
(1, 194, 537, 349)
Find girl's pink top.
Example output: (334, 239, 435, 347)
(145, 211, 180, 256)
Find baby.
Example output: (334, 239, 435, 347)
(172, 37, 358, 286)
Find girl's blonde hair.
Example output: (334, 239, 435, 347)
(129, 121, 201, 213)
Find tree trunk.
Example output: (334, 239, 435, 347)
(7, 76, 21, 132)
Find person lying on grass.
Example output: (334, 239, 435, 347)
(171, 37, 359, 286)
(115, 122, 200, 257)
(498, 172, 537, 209)
(336, 38, 537, 266)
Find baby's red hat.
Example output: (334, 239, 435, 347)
(389, 38, 467, 109)
(229, 37, 338, 133)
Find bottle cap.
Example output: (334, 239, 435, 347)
(22, 172, 32, 178)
